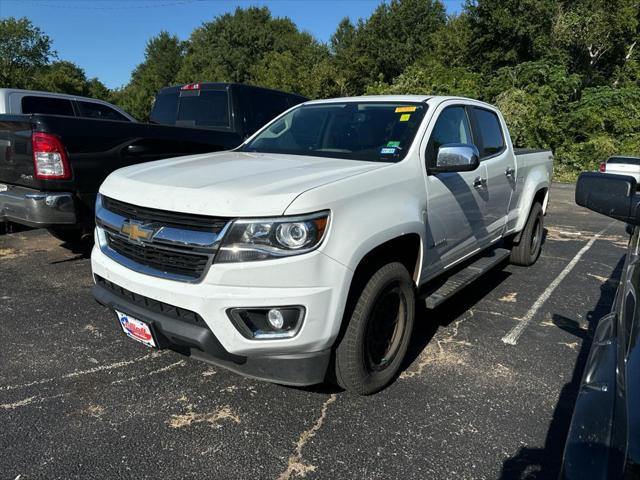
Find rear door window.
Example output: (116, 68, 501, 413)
(472, 107, 506, 159)
(21, 96, 75, 116)
(77, 101, 130, 122)
(150, 92, 178, 124)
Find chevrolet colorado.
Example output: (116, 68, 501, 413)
(91, 95, 553, 394)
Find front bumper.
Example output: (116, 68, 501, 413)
(91, 242, 353, 385)
(0, 184, 76, 227)
(92, 279, 331, 385)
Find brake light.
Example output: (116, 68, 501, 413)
(180, 83, 201, 91)
(32, 132, 71, 180)
(599, 162, 606, 172)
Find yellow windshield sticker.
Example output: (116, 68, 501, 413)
(399, 113, 411, 122)
(395, 106, 417, 113)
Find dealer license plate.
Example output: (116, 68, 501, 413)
(116, 311, 156, 348)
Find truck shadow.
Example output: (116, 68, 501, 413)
(402, 263, 512, 372)
(497, 255, 624, 480)
(50, 240, 93, 262)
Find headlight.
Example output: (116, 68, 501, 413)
(216, 211, 330, 263)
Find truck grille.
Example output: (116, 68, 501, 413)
(105, 232, 210, 280)
(97, 195, 230, 282)
(102, 196, 228, 232)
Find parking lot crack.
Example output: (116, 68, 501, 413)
(401, 314, 472, 379)
(168, 405, 240, 429)
(277, 393, 337, 480)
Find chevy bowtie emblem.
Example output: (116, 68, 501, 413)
(121, 220, 154, 243)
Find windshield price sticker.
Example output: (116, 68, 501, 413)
(380, 147, 397, 155)
(399, 114, 411, 122)
(395, 106, 417, 113)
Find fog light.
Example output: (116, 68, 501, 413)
(267, 309, 284, 329)
(227, 306, 305, 340)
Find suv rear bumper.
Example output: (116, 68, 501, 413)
(0, 184, 76, 227)
(92, 279, 331, 386)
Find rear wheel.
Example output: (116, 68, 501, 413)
(334, 262, 415, 395)
(510, 202, 543, 266)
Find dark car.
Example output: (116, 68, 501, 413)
(150, 82, 307, 139)
(0, 84, 307, 244)
(562, 172, 640, 479)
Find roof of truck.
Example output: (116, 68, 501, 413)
(303, 95, 497, 108)
(157, 82, 307, 99)
(0, 88, 114, 103)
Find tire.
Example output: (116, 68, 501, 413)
(510, 202, 543, 266)
(47, 227, 86, 246)
(334, 262, 415, 395)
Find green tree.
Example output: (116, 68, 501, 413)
(354, 0, 447, 84)
(487, 61, 581, 155)
(367, 59, 483, 98)
(329, 18, 371, 96)
(430, 13, 473, 68)
(553, 0, 639, 84)
(85, 78, 113, 102)
(177, 7, 314, 85)
(249, 47, 339, 99)
(0, 17, 54, 89)
(118, 31, 184, 120)
(465, 0, 558, 72)
(554, 86, 640, 180)
(36, 60, 90, 95)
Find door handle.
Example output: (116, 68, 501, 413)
(505, 167, 515, 178)
(473, 177, 486, 189)
(127, 144, 149, 155)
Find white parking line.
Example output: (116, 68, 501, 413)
(501, 222, 614, 346)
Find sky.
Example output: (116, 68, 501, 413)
(1, 0, 464, 89)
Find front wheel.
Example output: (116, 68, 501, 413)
(510, 202, 543, 266)
(334, 262, 415, 395)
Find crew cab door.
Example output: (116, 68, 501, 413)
(470, 106, 514, 240)
(421, 103, 490, 279)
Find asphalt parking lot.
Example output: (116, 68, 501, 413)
(0, 183, 628, 480)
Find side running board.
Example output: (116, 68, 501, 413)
(421, 248, 511, 309)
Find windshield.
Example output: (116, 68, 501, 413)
(241, 102, 427, 162)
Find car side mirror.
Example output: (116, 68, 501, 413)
(429, 144, 480, 174)
(575, 172, 640, 224)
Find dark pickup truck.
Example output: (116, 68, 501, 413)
(0, 83, 306, 244)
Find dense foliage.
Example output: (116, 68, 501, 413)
(1, 0, 639, 181)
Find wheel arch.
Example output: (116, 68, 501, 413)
(349, 232, 423, 288)
(514, 186, 548, 243)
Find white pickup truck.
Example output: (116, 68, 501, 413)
(91, 95, 553, 394)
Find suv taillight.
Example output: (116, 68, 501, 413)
(599, 162, 606, 172)
(32, 131, 71, 180)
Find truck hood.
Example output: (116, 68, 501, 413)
(99, 151, 389, 217)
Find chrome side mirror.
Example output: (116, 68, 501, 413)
(430, 143, 480, 174)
